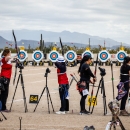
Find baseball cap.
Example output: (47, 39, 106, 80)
(56, 56, 65, 62)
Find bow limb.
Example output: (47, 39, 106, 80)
(89, 53, 98, 112)
(59, 37, 64, 56)
(12, 30, 19, 84)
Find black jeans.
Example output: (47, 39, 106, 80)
(59, 84, 69, 111)
(0, 78, 10, 110)
(80, 82, 89, 111)
(120, 82, 129, 110)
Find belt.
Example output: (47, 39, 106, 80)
(120, 73, 129, 76)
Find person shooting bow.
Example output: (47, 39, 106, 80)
(118, 56, 130, 116)
(0, 48, 16, 112)
(78, 55, 96, 115)
(55, 56, 69, 114)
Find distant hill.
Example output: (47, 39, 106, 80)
(0, 29, 129, 49)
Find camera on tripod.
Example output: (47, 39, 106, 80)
(98, 67, 106, 76)
(15, 59, 24, 69)
(44, 68, 51, 77)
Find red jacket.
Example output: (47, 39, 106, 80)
(1, 57, 12, 79)
(55, 62, 68, 85)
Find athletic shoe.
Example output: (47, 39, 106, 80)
(65, 111, 69, 113)
(80, 110, 90, 115)
(119, 110, 130, 116)
(56, 111, 65, 114)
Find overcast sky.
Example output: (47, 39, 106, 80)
(0, 0, 130, 43)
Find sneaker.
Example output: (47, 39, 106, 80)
(119, 110, 129, 116)
(56, 111, 65, 114)
(1, 109, 11, 113)
(65, 111, 69, 114)
(80, 110, 90, 115)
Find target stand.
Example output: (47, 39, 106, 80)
(65, 50, 77, 67)
(32, 50, 44, 66)
(116, 50, 128, 66)
(18, 50, 28, 65)
(98, 50, 110, 65)
(48, 51, 59, 66)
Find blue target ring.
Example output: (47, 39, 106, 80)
(32, 50, 43, 62)
(99, 52, 108, 60)
(116, 51, 128, 62)
(65, 50, 77, 62)
(49, 51, 59, 62)
(117, 52, 126, 61)
(34, 52, 42, 60)
(50, 52, 58, 60)
(18, 51, 26, 60)
(98, 50, 110, 62)
(66, 52, 75, 60)
(17, 50, 28, 62)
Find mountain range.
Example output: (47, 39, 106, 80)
(0, 30, 129, 49)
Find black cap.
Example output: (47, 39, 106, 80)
(83, 55, 93, 61)
(124, 56, 130, 62)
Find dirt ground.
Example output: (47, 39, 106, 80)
(0, 64, 130, 130)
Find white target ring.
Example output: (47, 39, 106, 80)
(82, 51, 94, 58)
(98, 50, 110, 62)
(116, 50, 128, 63)
(32, 50, 43, 63)
(65, 50, 77, 62)
(48, 50, 59, 62)
(18, 50, 28, 62)
(0, 52, 2, 59)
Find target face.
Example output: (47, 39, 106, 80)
(65, 50, 77, 62)
(49, 51, 59, 62)
(82, 51, 94, 58)
(32, 50, 43, 63)
(98, 50, 110, 62)
(116, 50, 128, 62)
(18, 50, 28, 62)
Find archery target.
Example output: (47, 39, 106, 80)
(32, 50, 43, 63)
(65, 50, 77, 62)
(48, 50, 59, 62)
(18, 50, 28, 62)
(116, 50, 128, 62)
(98, 50, 110, 62)
(82, 51, 94, 58)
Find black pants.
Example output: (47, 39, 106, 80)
(0, 78, 10, 110)
(120, 82, 129, 110)
(80, 82, 89, 111)
(59, 84, 69, 111)
(0, 79, 10, 110)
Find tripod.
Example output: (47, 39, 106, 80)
(107, 101, 126, 130)
(33, 68, 54, 113)
(91, 75, 107, 115)
(10, 68, 28, 113)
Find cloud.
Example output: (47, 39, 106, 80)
(0, 0, 130, 43)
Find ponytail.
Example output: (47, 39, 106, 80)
(78, 56, 89, 73)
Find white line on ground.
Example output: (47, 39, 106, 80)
(10, 79, 57, 86)
(7, 92, 57, 103)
